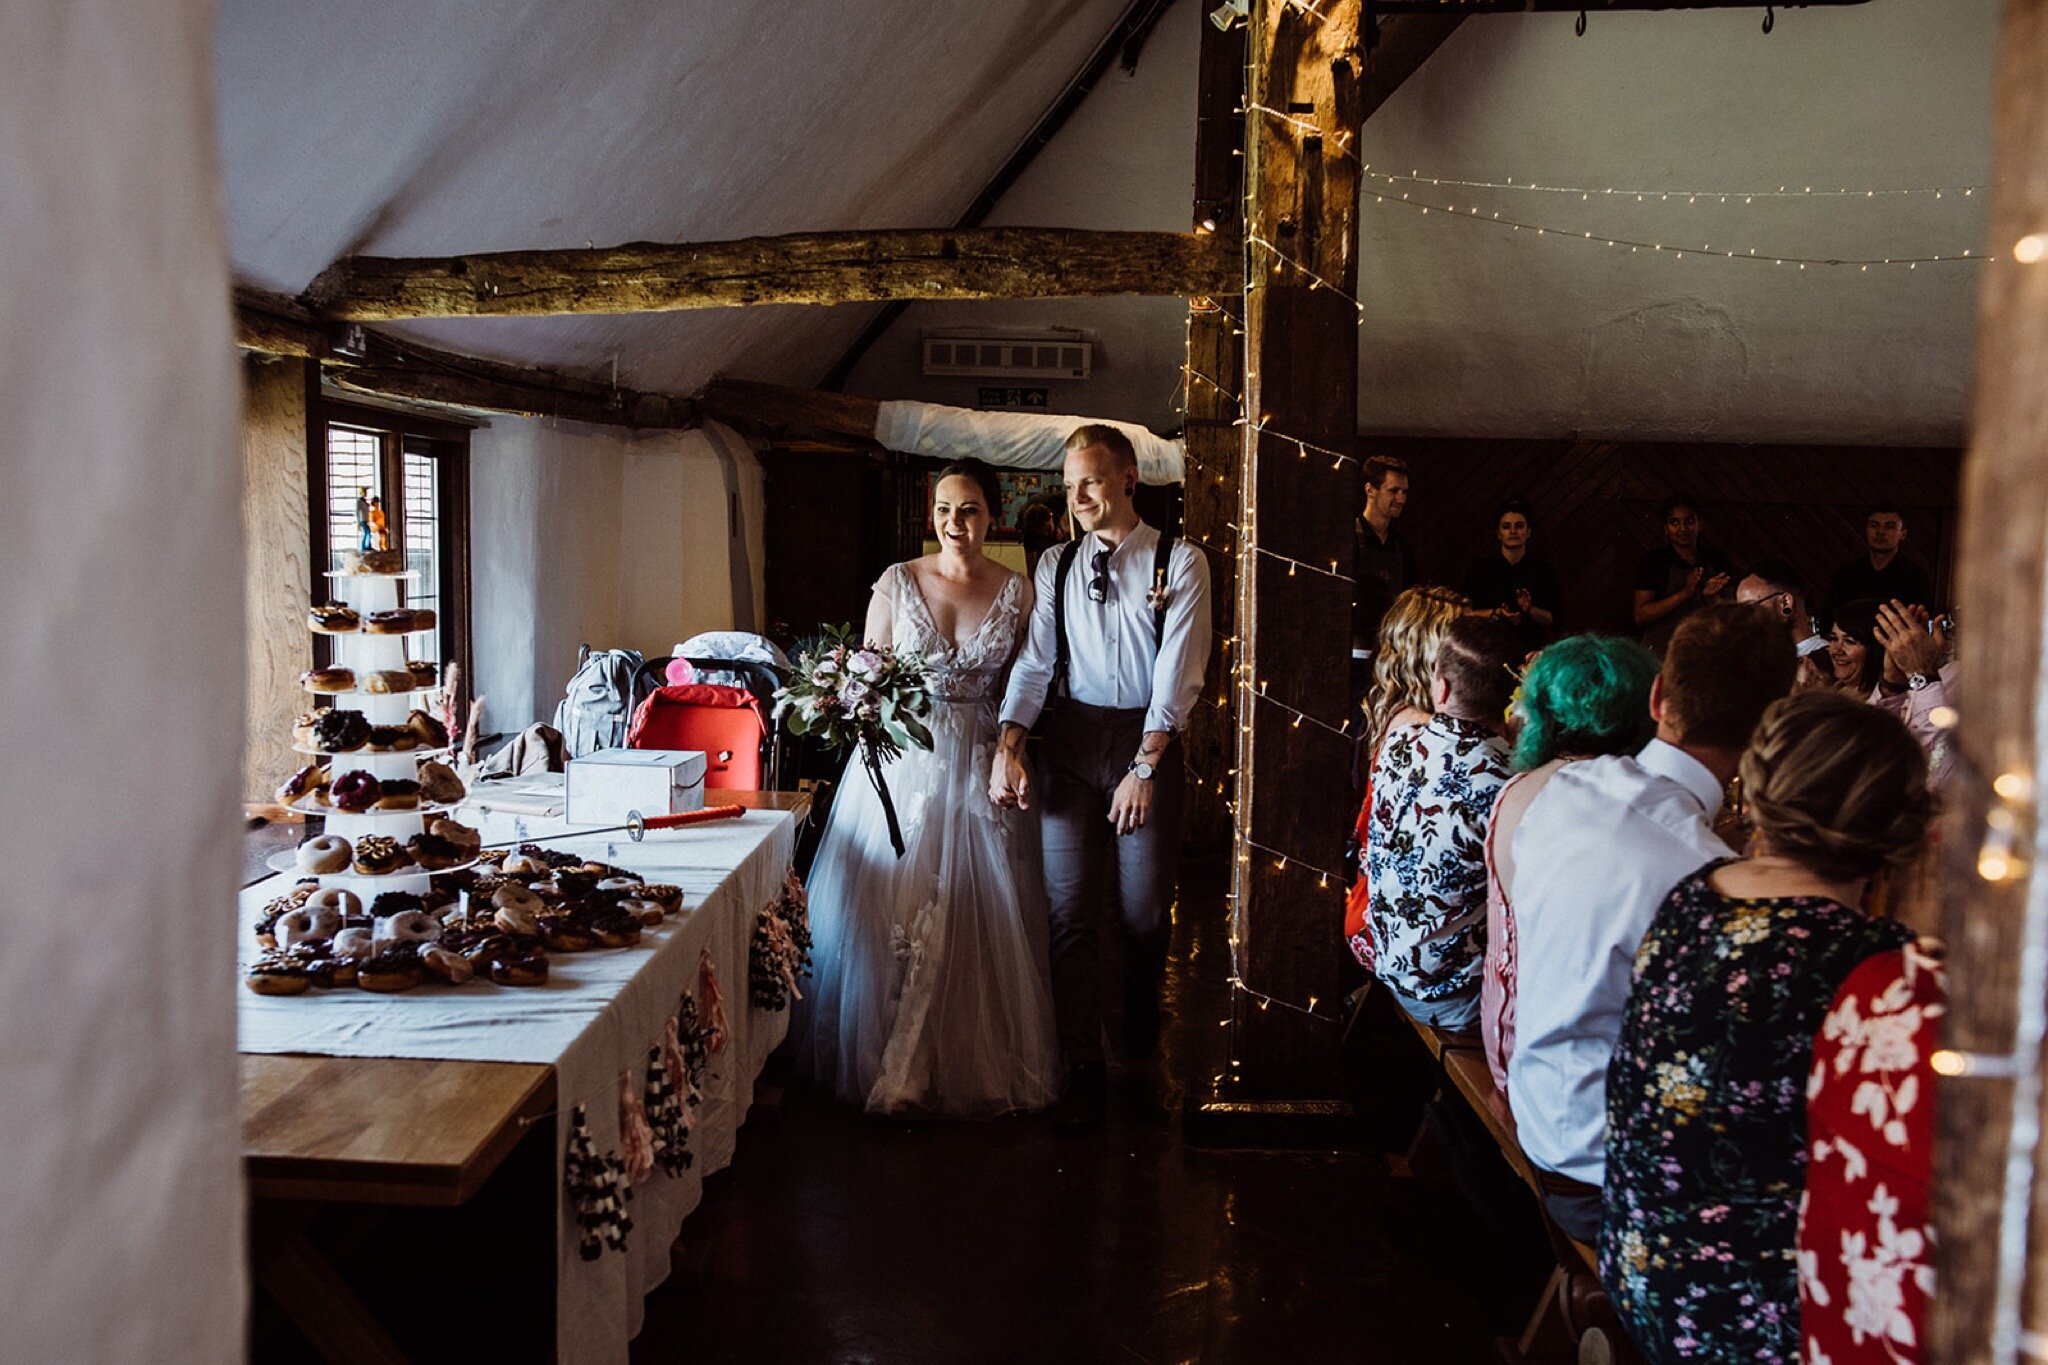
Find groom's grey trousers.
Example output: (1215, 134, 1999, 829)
(1037, 700, 1185, 1065)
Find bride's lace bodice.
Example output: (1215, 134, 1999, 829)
(887, 563, 1023, 705)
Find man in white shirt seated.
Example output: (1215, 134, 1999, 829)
(1506, 604, 1795, 1242)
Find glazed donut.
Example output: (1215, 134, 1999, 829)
(360, 669, 418, 694)
(275, 763, 330, 806)
(493, 899, 541, 937)
(405, 660, 442, 689)
(352, 834, 412, 875)
(363, 609, 418, 635)
(418, 944, 475, 985)
(637, 883, 683, 914)
(314, 954, 360, 989)
(246, 953, 315, 996)
(255, 883, 318, 948)
(362, 725, 415, 752)
(295, 834, 352, 874)
(330, 927, 375, 960)
(330, 770, 380, 812)
(314, 710, 371, 752)
(493, 881, 544, 913)
(620, 896, 667, 929)
(596, 877, 642, 895)
(500, 853, 547, 877)
(356, 945, 426, 993)
(487, 948, 549, 987)
(553, 869, 598, 900)
(300, 666, 355, 693)
(537, 914, 597, 953)
(309, 604, 360, 634)
(305, 886, 362, 920)
(291, 711, 322, 748)
(374, 779, 422, 810)
(428, 816, 480, 854)
(407, 832, 466, 871)
(373, 910, 442, 953)
(277, 905, 342, 948)
(406, 709, 450, 750)
(586, 909, 642, 950)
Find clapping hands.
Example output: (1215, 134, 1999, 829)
(1873, 599, 1946, 684)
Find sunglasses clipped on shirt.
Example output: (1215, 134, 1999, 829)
(1088, 548, 1112, 604)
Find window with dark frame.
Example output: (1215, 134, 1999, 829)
(310, 403, 472, 700)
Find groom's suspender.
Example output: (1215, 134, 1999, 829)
(1048, 530, 1177, 701)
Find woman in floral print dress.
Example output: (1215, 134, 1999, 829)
(1599, 692, 1931, 1363)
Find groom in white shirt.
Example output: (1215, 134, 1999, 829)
(991, 425, 1212, 1136)
(1507, 603, 1795, 1241)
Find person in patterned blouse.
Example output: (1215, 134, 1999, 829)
(1364, 614, 1521, 1031)
(1600, 691, 1932, 1364)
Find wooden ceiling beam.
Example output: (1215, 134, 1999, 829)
(234, 287, 695, 428)
(1361, 0, 1867, 10)
(695, 376, 882, 443)
(303, 228, 1239, 323)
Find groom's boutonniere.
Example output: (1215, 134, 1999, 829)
(1146, 567, 1171, 613)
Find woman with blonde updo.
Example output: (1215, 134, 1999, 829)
(1599, 690, 1931, 1364)
(1344, 585, 1470, 968)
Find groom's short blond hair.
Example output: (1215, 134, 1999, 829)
(1063, 424, 1137, 471)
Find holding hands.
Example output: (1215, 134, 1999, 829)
(988, 728, 1032, 810)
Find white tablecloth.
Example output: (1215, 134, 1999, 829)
(238, 807, 797, 1364)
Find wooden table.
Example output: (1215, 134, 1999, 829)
(241, 789, 811, 1362)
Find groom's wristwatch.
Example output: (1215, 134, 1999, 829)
(1128, 759, 1156, 781)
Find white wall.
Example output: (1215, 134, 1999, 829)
(848, 0, 1996, 445)
(471, 418, 766, 734)
(0, 0, 246, 1358)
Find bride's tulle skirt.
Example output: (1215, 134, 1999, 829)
(793, 697, 1060, 1117)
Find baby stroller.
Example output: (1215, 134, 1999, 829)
(626, 632, 791, 791)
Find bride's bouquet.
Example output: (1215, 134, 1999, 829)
(774, 626, 934, 857)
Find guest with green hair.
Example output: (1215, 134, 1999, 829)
(1482, 635, 1660, 1089)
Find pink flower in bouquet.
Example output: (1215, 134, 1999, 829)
(850, 649, 884, 682)
(840, 679, 871, 708)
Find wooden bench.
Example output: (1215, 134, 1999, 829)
(1396, 1009, 1637, 1363)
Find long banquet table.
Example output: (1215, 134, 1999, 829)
(239, 790, 807, 1364)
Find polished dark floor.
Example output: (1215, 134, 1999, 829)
(631, 864, 1548, 1364)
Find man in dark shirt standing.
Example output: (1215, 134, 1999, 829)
(1826, 502, 1933, 618)
(1632, 495, 1735, 654)
(1353, 455, 1416, 699)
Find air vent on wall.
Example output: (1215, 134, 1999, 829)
(921, 334, 1091, 381)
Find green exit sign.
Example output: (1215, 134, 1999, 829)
(977, 386, 1049, 409)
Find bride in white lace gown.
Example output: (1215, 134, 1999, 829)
(794, 461, 1060, 1117)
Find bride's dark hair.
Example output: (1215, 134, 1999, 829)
(935, 458, 1003, 519)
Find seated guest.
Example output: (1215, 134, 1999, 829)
(1346, 586, 1471, 967)
(1871, 598, 1958, 789)
(1827, 501, 1933, 620)
(1827, 598, 1886, 696)
(1481, 634, 1659, 1090)
(1737, 560, 1830, 688)
(1507, 604, 1795, 1242)
(1363, 615, 1520, 1030)
(1633, 495, 1736, 653)
(1464, 496, 1559, 658)
(1601, 691, 1930, 1363)
(1799, 940, 1944, 1365)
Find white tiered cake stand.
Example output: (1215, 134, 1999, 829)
(270, 570, 468, 896)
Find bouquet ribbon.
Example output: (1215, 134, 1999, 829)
(862, 740, 907, 857)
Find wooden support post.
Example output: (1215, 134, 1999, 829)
(1180, 6, 1248, 854)
(1931, 2, 2048, 1358)
(1230, 0, 1365, 1097)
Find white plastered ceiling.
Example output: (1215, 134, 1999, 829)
(217, 0, 1998, 444)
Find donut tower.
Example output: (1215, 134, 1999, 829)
(288, 563, 462, 896)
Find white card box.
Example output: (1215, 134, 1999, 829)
(565, 748, 707, 826)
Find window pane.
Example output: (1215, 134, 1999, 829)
(403, 449, 440, 665)
(327, 426, 382, 576)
